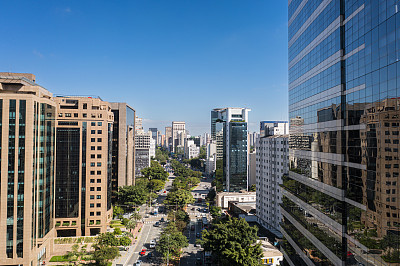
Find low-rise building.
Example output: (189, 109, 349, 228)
(258, 240, 283, 266)
(216, 191, 256, 209)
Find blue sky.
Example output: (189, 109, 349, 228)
(1, 1, 288, 135)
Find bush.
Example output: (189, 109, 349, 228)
(49, 255, 70, 262)
(119, 236, 132, 246)
(71, 221, 77, 226)
(62, 221, 70, 226)
(113, 228, 122, 235)
(122, 218, 129, 226)
(55, 222, 61, 227)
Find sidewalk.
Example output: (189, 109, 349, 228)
(112, 223, 143, 266)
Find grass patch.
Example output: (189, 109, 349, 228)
(49, 255, 70, 262)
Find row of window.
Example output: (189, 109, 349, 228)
(59, 113, 105, 119)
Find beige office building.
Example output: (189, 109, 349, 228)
(54, 96, 113, 237)
(0, 73, 56, 265)
(172, 121, 185, 153)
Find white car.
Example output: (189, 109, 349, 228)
(149, 240, 156, 248)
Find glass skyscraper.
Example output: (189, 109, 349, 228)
(284, 1, 400, 265)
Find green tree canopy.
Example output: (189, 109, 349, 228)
(141, 160, 169, 181)
(92, 246, 119, 266)
(117, 185, 149, 206)
(96, 232, 120, 247)
(210, 206, 222, 219)
(156, 222, 189, 262)
(165, 189, 194, 209)
(199, 217, 263, 266)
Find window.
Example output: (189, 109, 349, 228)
(91, 130, 96, 134)
(97, 154, 101, 159)
(83, 103, 87, 109)
(96, 212, 101, 216)
(90, 195, 94, 199)
(91, 146, 95, 150)
(97, 162, 102, 167)
(91, 138, 96, 142)
(97, 138, 102, 142)
(97, 171, 101, 175)
(98, 130, 102, 134)
(96, 203, 101, 207)
(90, 187, 95, 191)
(59, 113, 63, 117)
(91, 122, 96, 126)
(90, 212, 94, 216)
(90, 171, 95, 175)
(97, 146, 102, 150)
(97, 195, 101, 199)
(97, 187, 101, 191)
(97, 179, 101, 183)
(90, 203, 94, 208)
(90, 162, 95, 167)
(83, 113, 87, 118)
(98, 122, 102, 126)
(90, 179, 95, 183)
(65, 113, 72, 117)
(74, 113, 78, 117)
(91, 154, 95, 159)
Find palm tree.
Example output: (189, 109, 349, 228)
(126, 219, 137, 233)
(131, 211, 142, 222)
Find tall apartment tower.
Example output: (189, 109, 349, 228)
(284, 1, 400, 265)
(171, 121, 185, 153)
(256, 131, 288, 238)
(54, 96, 113, 237)
(110, 102, 135, 201)
(0, 73, 56, 265)
(211, 108, 251, 192)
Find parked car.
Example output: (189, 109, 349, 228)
(196, 232, 200, 238)
(203, 208, 208, 213)
(150, 240, 156, 248)
(160, 217, 165, 222)
(140, 249, 146, 255)
(191, 225, 195, 231)
(135, 260, 142, 266)
(154, 221, 160, 227)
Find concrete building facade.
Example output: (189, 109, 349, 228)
(172, 121, 185, 153)
(256, 135, 288, 238)
(54, 96, 114, 237)
(0, 73, 56, 265)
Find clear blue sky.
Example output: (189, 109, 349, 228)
(1, 1, 288, 135)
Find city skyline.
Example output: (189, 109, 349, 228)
(0, 0, 288, 136)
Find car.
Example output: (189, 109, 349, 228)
(191, 225, 195, 231)
(191, 207, 195, 210)
(145, 214, 149, 218)
(203, 208, 208, 213)
(197, 208, 201, 211)
(149, 240, 156, 248)
(147, 252, 153, 259)
(194, 242, 199, 247)
(196, 232, 200, 238)
(135, 260, 142, 266)
(140, 249, 146, 255)
(160, 217, 165, 222)
(154, 221, 160, 227)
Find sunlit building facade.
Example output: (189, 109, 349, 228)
(283, 1, 400, 265)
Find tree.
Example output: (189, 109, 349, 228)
(199, 217, 263, 266)
(126, 219, 137, 232)
(113, 205, 124, 218)
(165, 189, 194, 209)
(141, 161, 169, 181)
(210, 206, 222, 219)
(96, 232, 120, 247)
(92, 246, 120, 266)
(249, 184, 256, 192)
(65, 244, 87, 265)
(149, 179, 165, 192)
(156, 222, 189, 263)
(113, 228, 122, 235)
(119, 236, 132, 246)
(117, 185, 148, 207)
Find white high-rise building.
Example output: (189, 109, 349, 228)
(256, 135, 288, 237)
(135, 130, 152, 177)
(172, 121, 186, 153)
(255, 121, 289, 238)
(184, 139, 200, 159)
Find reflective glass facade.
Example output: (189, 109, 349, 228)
(227, 122, 248, 192)
(285, 1, 400, 265)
